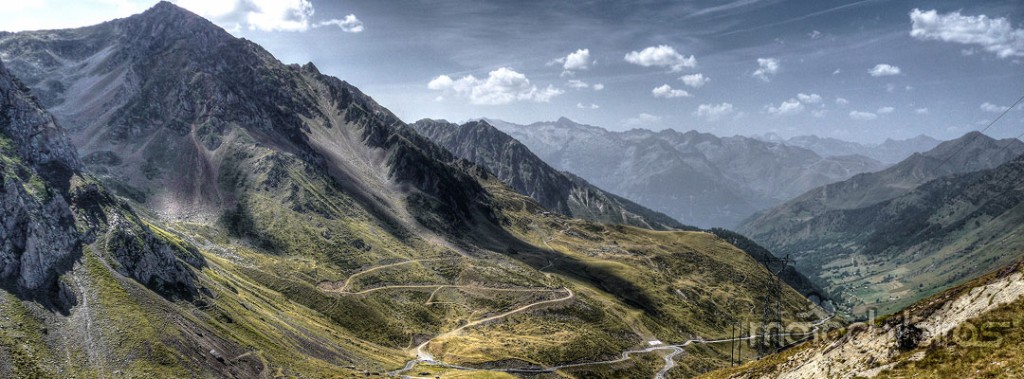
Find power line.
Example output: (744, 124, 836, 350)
(757, 254, 790, 357)
(937, 91, 1024, 172)
(990, 123, 1024, 160)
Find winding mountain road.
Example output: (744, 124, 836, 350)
(392, 288, 575, 376)
(391, 313, 835, 378)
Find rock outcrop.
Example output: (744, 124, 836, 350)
(0, 58, 198, 300)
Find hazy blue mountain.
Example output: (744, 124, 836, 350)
(489, 117, 885, 228)
(760, 134, 942, 164)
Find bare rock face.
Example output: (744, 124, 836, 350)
(0, 177, 79, 291)
(0, 59, 82, 292)
(0, 60, 80, 171)
(104, 213, 199, 299)
(0, 58, 199, 299)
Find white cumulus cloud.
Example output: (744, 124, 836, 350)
(679, 73, 710, 88)
(652, 84, 691, 98)
(624, 45, 697, 72)
(877, 106, 895, 114)
(767, 99, 804, 116)
(427, 75, 454, 90)
(695, 103, 735, 121)
(752, 58, 780, 82)
(577, 102, 600, 109)
(869, 64, 901, 77)
(592, 83, 605, 91)
(849, 111, 878, 120)
(797, 93, 822, 104)
(835, 97, 849, 105)
(910, 8, 1024, 58)
(915, 107, 930, 115)
(563, 48, 592, 70)
(427, 68, 564, 105)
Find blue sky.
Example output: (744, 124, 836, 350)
(2, 0, 1023, 143)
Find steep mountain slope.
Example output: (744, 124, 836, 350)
(740, 132, 1024, 246)
(776, 134, 941, 164)
(740, 135, 1024, 316)
(411, 118, 688, 230)
(0, 3, 823, 377)
(702, 258, 1024, 379)
(1, 56, 325, 379)
(706, 228, 825, 303)
(489, 117, 884, 228)
(0, 57, 197, 303)
(412, 119, 828, 304)
(0, 4, 495, 235)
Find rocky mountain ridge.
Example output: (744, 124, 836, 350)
(411, 118, 689, 230)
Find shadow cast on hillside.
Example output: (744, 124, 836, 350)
(464, 217, 660, 315)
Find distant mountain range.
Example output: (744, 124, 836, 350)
(757, 133, 942, 164)
(489, 117, 888, 228)
(411, 119, 688, 230)
(740, 131, 1024, 315)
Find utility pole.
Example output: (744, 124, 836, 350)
(730, 323, 736, 366)
(757, 254, 790, 357)
(737, 329, 742, 364)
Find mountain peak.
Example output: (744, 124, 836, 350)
(465, 119, 493, 128)
(931, 131, 996, 152)
(124, 0, 227, 39)
(913, 131, 1024, 171)
(140, 1, 205, 21)
(301, 61, 321, 74)
(961, 130, 987, 139)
